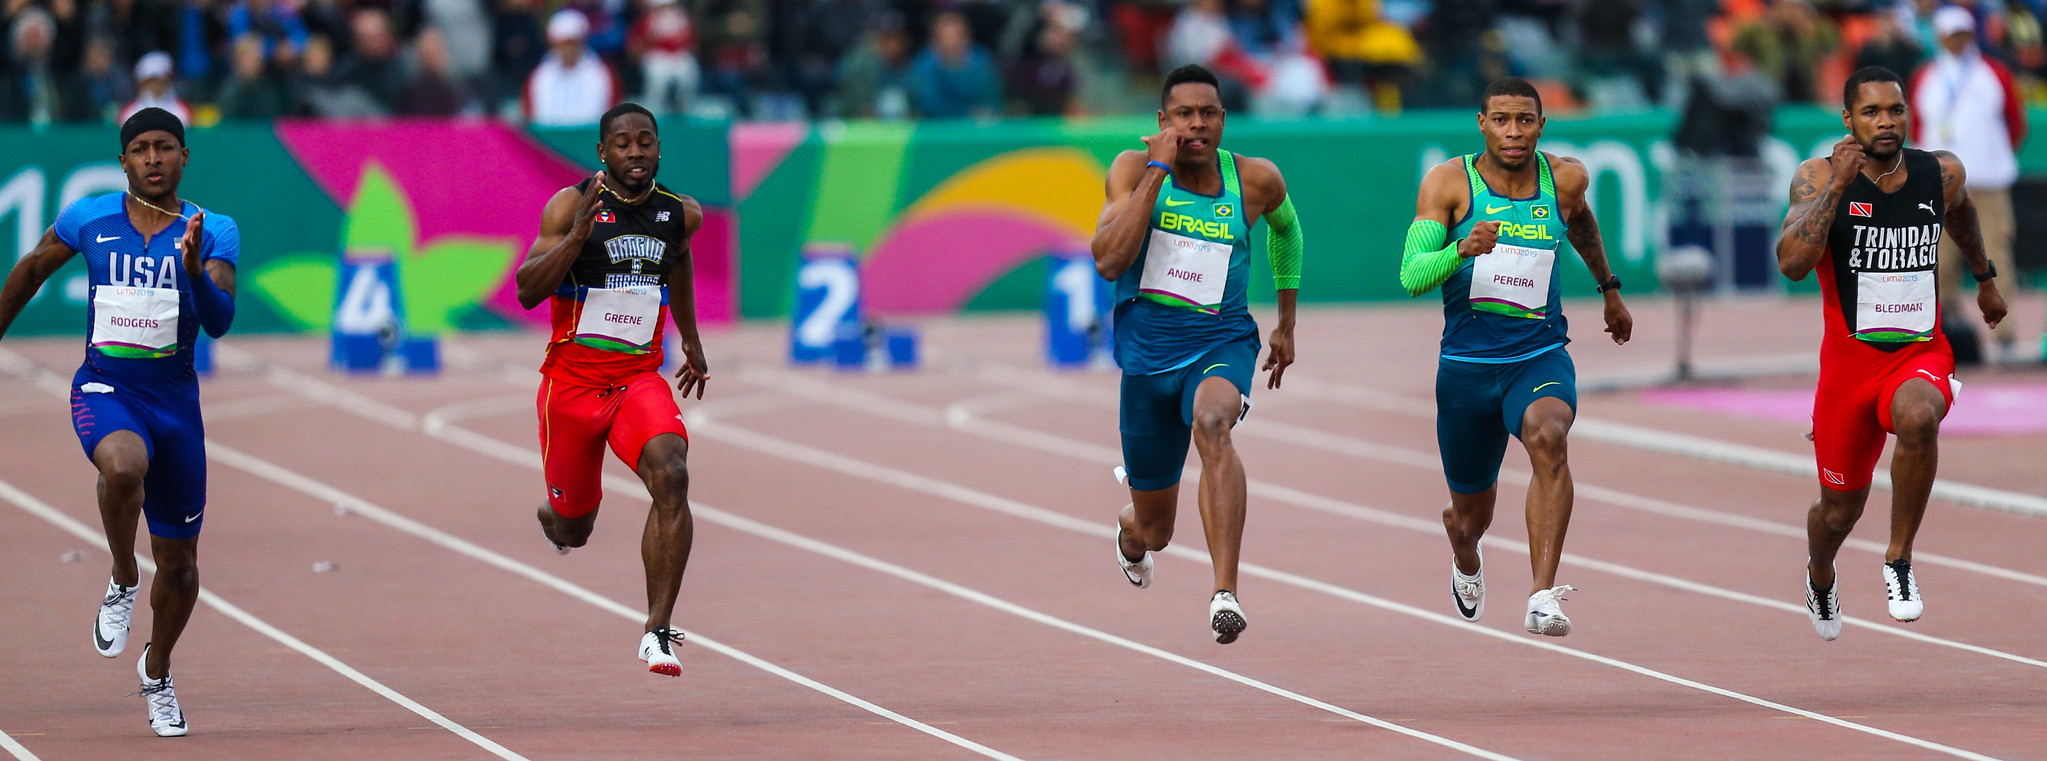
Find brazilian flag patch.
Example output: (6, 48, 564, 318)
(1531, 205, 1551, 219)
(1213, 203, 1234, 218)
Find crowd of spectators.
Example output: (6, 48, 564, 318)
(1, 0, 2043, 125)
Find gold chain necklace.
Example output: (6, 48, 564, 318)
(605, 180, 655, 205)
(126, 191, 191, 222)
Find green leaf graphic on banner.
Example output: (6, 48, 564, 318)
(404, 237, 515, 335)
(251, 253, 338, 330)
(343, 162, 416, 258)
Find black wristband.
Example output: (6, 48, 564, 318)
(1973, 262, 1997, 283)
(1597, 275, 1622, 293)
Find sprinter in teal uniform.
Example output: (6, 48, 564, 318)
(1092, 65, 1304, 644)
(1401, 78, 1633, 637)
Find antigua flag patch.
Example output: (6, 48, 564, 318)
(1848, 202, 1873, 218)
(596, 210, 617, 224)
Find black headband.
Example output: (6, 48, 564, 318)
(120, 108, 185, 150)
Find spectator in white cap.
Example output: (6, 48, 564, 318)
(119, 51, 193, 125)
(1911, 4, 2030, 361)
(524, 8, 619, 126)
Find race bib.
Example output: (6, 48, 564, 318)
(573, 286, 662, 354)
(1853, 270, 1936, 342)
(1139, 230, 1231, 313)
(1469, 243, 1554, 319)
(90, 286, 180, 359)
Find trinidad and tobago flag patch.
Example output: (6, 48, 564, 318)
(1848, 202, 1873, 218)
(595, 210, 616, 224)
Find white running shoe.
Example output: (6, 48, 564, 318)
(1209, 591, 1247, 644)
(136, 644, 186, 737)
(1451, 545, 1485, 622)
(1882, 559, 1922, 622)
(1524, 585, 1576, 637)
(95, 579, 138, 657)
(1807, 566, 1842, 641)
(1115, 523, 1153, 589)
(638, 627, 683, 677)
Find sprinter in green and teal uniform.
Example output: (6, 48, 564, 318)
(1091, 65, 1305, 645)
(1400, 78, 1634, 637)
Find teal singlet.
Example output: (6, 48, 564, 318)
(1440, 152, 1570, 362)
(1112, 151, 1260, 374)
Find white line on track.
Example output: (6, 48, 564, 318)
(323, 370, 1539, 761)
(0, 729, 42, 761)
(968, 363, 2047, 590)
(679, 409, 2005, 761)
(1279, 373, 2047, 518)
(0, 347, 1018, 761)
(732, 364, 2047, 665)
(0, 479, 530, 761)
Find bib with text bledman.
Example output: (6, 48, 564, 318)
(573, 286, 662, 354)
(1139, 230, 1231, 314)
(1468, 243, 1554, 319)
(90, 286, 180, 358)
(1853, 270, 1936, 342)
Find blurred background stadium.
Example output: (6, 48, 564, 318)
(0, 0, 2040, 362)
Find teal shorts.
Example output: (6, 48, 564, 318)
(1436, 346, 1577, 494)
(1118, 338, 1258, 492)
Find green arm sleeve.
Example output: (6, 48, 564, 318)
(1266, 195, 1303, 291)
(1400, 219, 1461, 297)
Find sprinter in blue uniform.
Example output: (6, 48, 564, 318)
(0, 108, 238, 737)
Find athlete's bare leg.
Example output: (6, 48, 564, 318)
(142, 535, 198, 679)
(1189, 375, 1247, 594)
(1444, 487, 1496, 576)
(93, 432, 149, 589)
(1885, 379, 1947, 563)
(537, 502, 599, 548)
(1807, 487, 1870, 589)
(1518, 397, 1575, 593)
(637, 433, 693, 633)
(1120, 487, 1178, 558)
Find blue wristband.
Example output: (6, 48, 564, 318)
(1146, 160, 1172, 176)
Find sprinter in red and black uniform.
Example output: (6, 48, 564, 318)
(1777, 67, 2007, 641)
(515, 102, 709, 676)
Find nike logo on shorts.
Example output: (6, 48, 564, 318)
(1202, 363, 1229, 374)
(1917, 369, 1943, 382)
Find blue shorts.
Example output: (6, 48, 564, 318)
(1436, 347, 1577, 494)
(70, 368, 207, 539)
(1119, 338, 1258, 492)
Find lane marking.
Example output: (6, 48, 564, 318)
(0, 348, 1018, 761)
(203, 443, 1027, 761)
(1280, 372, 2047, 517)
(0, 729, 42, 761)
(245, 353, 1528, 760)
(682, 410, 2006, 761)
(0, 479, 529, 761)
(971, 364, 2047, 590)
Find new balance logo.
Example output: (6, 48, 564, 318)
(656, 211, 670, 222)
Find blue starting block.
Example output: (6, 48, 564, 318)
(1044, 253, 1114, 369)
(791, 243, 861, 365)
(329, 251, 438, 375)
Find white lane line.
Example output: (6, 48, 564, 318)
(849, 371, 2047, 669)
(203, 444, 1025, 761)
(1281, 373, 2047, 518)
(0, 479, 529, 761)
(0, 729, 42, 761)
(970, 364, 2047, 590)
(252, 356, 1530, 760)
(0, 347, 1020, 761)
(682, 412, 2005, 761)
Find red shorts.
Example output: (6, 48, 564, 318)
(537, 372, 688, 518)
(1811, 343, 1956, 491)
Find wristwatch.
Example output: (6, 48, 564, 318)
(1974, 262, 1998, 283)
(1597, 275, 1623, 293)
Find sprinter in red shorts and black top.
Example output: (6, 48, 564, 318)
(1777, 67, 2007, 641)
(516, 102, 710, 676)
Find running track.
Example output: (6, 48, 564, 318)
(2, 295, 2043, 760)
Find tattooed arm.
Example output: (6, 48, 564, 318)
(1934, 150, 2008, 328)
(1776, 159, 1845, 281)
(1555, 156, 1631, 344)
